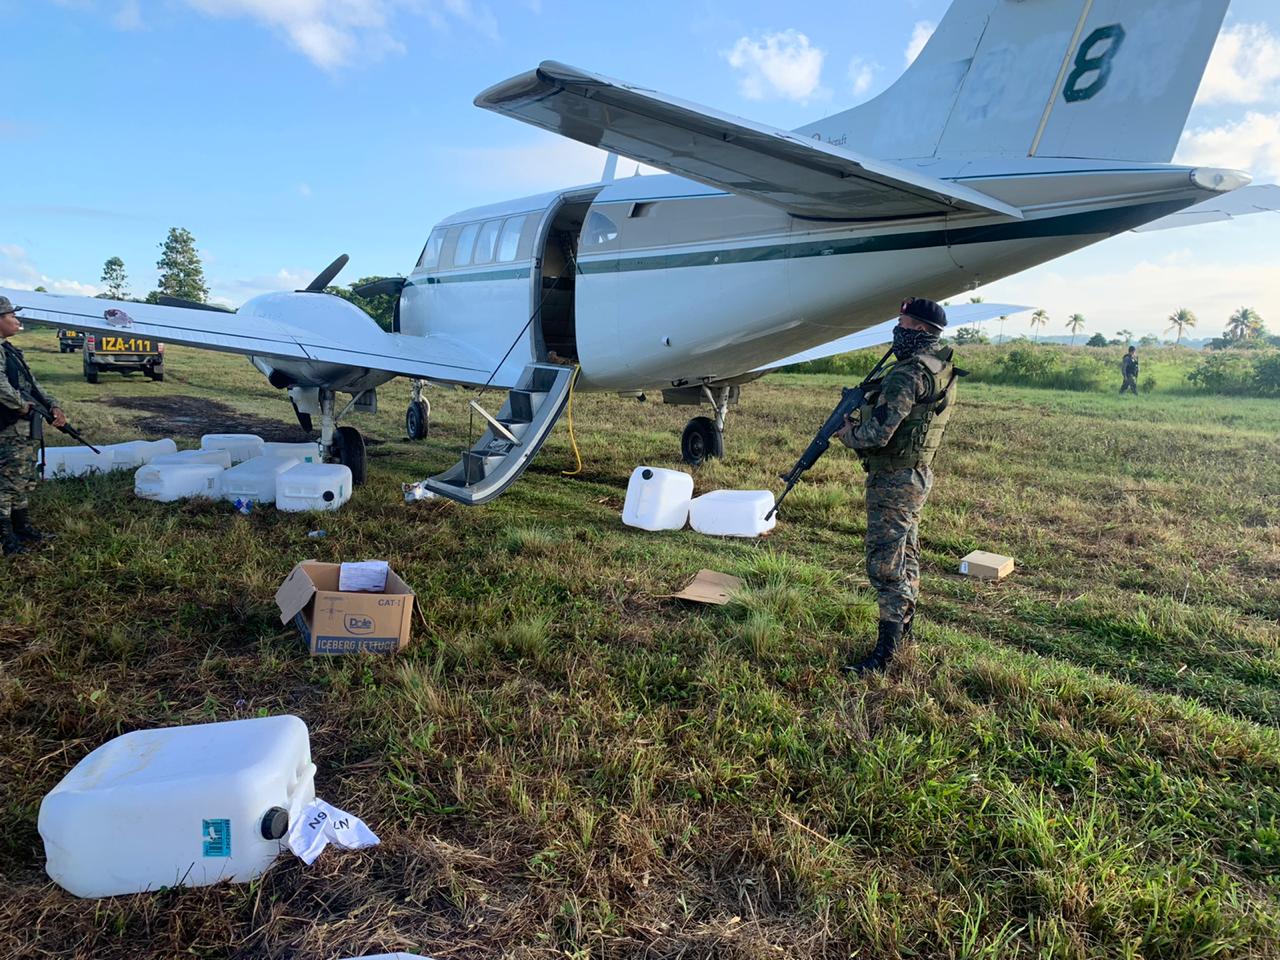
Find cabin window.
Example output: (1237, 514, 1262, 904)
(581, 211, 619, 247)
(474, 219, 502, 264)
(416, 228, 445, 270)
(455, 222, 480, 267)
(496, 215, 526, 262)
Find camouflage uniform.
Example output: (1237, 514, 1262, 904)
(1120, 352, 1139, 395)
(1, 339, 56, 522)
(840, 343, 959, 625)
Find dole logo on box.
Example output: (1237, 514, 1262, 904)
(345, 615, 375, 635)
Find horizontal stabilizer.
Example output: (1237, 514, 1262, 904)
(475, 62, 1022, 222)
(1132, 184, 1280, 232)
(753, 303, 1031, 372)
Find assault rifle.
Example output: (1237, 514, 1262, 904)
(27, 393, 100, 454)
(766, 346, 895, 521)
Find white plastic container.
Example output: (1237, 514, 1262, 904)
(151, 448, 234, 469)
(218, 455, 302, 505)
(689, 490, 777, 538)
(134, 462, 224, 502)
(262, 441, 321, 463)
(42, 446, 115, 478)
(276, 462, 353, 512)
(201, 433, 265, 464)
(104, 439, 179, 470)
(622, 467, 694, 531)
(39, 715, 316, 899)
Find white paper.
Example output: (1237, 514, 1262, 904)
(339, 560, 390, 593)
(287, 799, 380, 866)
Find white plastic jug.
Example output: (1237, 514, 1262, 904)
(135, 462, 224, 502)
(262, 441, 321, 463)
(104, 439, 178, 471)
(38, 715, 316, 899)
(201, 433, 265, 464)
(218, 455, 302, 505)
(276, 462, 353, 512)
(43, 446, 115, 478)
(689, 490, 777, 538)
(622, 467, 693, 531)
(151, 448, 234, 469)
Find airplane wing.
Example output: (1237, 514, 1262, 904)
(474, 62, 1023, 222)
(1132, 183, 1280, 232)
(752, 303, 1031, 372)
(0, 288, 493, 382)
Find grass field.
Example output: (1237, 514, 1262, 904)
(2, 332, 1279, 959)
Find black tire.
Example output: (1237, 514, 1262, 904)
(84, 363, 99, 384)
(59, 344, 67, 354)
(333, 425, 367, 485)
(148, 368, 165, 382)
(405, 398, 430, 440)
(681, 416, 723, 467)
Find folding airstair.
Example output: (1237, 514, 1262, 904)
(403, 363, 575, 506)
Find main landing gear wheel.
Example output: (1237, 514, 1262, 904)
(333, 425, 367, 485)
(681, 416, 723, 467)
(405, 398, 430, 440)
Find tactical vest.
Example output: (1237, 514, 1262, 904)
(857, 345, 959, 472)
(0, 343, 28, 431)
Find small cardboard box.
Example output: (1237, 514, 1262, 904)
(275, 560, 416, 655)
(959, 550, 1015, 581)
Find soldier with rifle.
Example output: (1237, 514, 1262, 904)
(770, 297, 959, 674)
(0, 296, 69, 555)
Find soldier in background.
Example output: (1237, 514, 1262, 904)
(1120, 346, 1139, 395)
(0, 296, 67, 555)
(835, 297, 960, 674)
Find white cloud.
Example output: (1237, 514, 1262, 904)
(1195, 22, 1280, 106)
(1177, 111, 1280, 181)
(905, 20, 935, 67)
(725, 29, 825, 103)
(848, 57, 877, 101)
(113, 0, 142, 30)
(0, 245, 101, 297)
(297, 183, 313, 198)
(213, 267, 315, 304)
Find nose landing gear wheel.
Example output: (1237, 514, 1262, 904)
(333, 425, 367, 485)
(405, 398, 430, 440)
(681, 416, 723, 467)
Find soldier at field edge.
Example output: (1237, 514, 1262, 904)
(1120, 346, 1139, 395)
(0, 296, 67, 555)
(834, 297, 960, 674)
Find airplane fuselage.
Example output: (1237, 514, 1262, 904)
(397, 157, 1232, 394)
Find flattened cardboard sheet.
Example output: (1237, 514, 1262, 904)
(668, 569, 744, 605)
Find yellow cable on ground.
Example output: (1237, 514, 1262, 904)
(562, 364, 583, 477)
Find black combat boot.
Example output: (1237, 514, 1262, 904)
(1, 516, 25, 556)
(10, 508, 46, 544)
(845, 619, 903, 675)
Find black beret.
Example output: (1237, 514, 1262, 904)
(900, 297, 946, 329)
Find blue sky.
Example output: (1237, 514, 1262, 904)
(3, 0, 1278, 340)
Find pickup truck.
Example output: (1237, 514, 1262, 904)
(57, 329, 85, 352)
(83, 332, 165, 383)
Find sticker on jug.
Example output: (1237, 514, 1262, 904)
(203, 819, 231, 857)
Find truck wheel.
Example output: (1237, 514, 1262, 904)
(84, 364, 99, 384)
(148, 368, 165, 382)
(59, 344, 67, 354)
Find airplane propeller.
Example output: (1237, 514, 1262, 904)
(302, 254, 349, 293)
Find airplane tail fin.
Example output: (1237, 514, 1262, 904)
(801, 0, 1230, 163)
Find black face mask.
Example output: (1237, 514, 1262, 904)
(892, 325, 939, 360)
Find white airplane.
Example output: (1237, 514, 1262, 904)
(6, 0, 1277, 505)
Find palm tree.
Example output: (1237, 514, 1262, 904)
(1116, 328, 1134, 345)
(1030, 309, 1048, 342)
(1166, 308, 1196, 345)
(1065, 313, 1086, 345)
(1227, 307, 1263, 342)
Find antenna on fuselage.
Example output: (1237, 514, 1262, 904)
(601, 152, 618, 183)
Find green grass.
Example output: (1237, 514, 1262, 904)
(2, 330, 1279, 958)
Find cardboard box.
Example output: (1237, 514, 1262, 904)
(275, 561, 415, 655)
(959, 550, 1015, 581)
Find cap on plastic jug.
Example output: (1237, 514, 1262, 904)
(261, 807, 290, 840)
